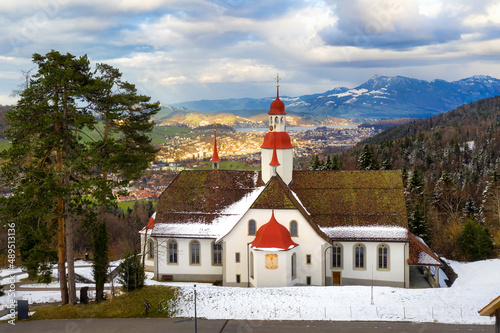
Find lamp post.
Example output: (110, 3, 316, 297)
(194, 284, 197, 333)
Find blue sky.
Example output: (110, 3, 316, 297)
(1, 0, 500, 105)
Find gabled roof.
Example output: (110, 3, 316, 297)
(479, 295, 500, 317)
(289, 170, 408, 228)
(251, 175, 330, 242)
(152, 170, 264, 238)
(408, 233, 442, 266)
(249, 210, 298, 251)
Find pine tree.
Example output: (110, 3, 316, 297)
(358, 144, 379, 170)
(0, 51, 159, 305)
(93, 220, 109, 302)
(458, 217, 493, 261)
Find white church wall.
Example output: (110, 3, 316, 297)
(251, 250, 294, 288)
(330, 241, 408, 287)
(261, 148, 293, 185)
(154, 237, 223, 282)
(222, 208, 329, 287)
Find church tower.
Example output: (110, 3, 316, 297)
(261, 74, 294, 185)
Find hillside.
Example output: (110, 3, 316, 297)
(173, 75, 500, 119)
(332, 96, 500, 260)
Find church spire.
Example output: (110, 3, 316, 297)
(211, 123, 220, 170)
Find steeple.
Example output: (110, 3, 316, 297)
(261, 75, 293, 185)
(211, 124, 220, 170)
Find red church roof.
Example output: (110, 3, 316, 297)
(269, 85, 286, 115)
(141, 212, 156, 232)
(249, 211, 298, 251)
(261, 131, 294, 149)
(270, 145, 280, 166)
(211, 125, 220, 162)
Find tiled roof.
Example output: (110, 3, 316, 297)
(289, 170, 408, 228)
(155, 170, 263, 227)
(408, 233, 442, 266)
(152, 169, 408, 241)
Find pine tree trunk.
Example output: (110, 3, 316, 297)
(66, 210, 77, 305)
(57, 192, 68, 304)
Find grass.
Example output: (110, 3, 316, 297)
(117, 201, 158, 212)
(195, 160, 259, 171)
(29, 285, 179, 320)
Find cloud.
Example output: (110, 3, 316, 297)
(319, 0, 470, 50)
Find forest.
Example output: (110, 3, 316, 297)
(312, 96, 500, 260)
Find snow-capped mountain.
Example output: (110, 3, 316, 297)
(173, 75, 500, 119)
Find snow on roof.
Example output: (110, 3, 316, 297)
(320, 225, 408, 241)
(418, 251, 441, 266)
(409, 233, 442, 266)
(152, 186, 265, 240)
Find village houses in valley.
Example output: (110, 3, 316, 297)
(141, 79, 442, 288)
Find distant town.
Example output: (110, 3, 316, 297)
(118, 124, 378, 203)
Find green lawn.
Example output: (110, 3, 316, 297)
(117, 201, 158, 212)
(28, 285, 179, 320)
(194, 160, 259, 171)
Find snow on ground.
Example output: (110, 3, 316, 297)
(1, 259, 499, 325)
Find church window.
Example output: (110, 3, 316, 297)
(306, 254, 311, 265)
(332, 243, 342, 268)
(354, 243, 366, 269)
(290, 220, 298, 237)
(377, 244, 389, 270)
(306, 276, 311, 285)
(190, 241, 200, 265)
(248, 219, 256, 235)
(236, 274, 241, 283)
(168, 240, 177, 264)
(235, 252, 240, 263)
(212, 242, 222, 266)
(292, 253, 297, 279)
(148, 240, 154, 259)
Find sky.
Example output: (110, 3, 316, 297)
(1, 0, 500, 105)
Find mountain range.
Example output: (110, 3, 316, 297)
(171, 75, 500, 119)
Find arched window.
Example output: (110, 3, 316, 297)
(291, 253, 297, 279)
(168, 240, 177, 264)
(190, 241, 200, 265)
(248, 219, 256, 236)
(148, 240, 154, 259)
(250, 252, 254, 279)
(378, 244, 389, 270)
(212, 242, 222, 265)
(332, 243, 342, 268)
(354, 243, 366, 269)
(290, 220, 298, 237)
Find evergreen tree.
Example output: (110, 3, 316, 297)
(331, 155, 343, 170)
(458, 217, 493, 261)
(358, 144, 379, 170)
(92, 220, 109, 302)
(118, 250, 145, 292)
(0, 51, 159, 305)
(1, 51, 95, 304)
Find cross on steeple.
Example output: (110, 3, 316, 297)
(275, 73, 281, 87)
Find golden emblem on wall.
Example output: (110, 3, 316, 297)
(265, 254, 278, 270)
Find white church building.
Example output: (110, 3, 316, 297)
(141, 83, 442, 288)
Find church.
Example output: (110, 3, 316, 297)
(141, 81, 442, 288)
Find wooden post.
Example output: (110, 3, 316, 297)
(496, 308, 500, 333)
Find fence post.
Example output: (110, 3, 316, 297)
(403, 307, 406, 319)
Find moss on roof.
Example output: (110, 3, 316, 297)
(289, 170, 408, 228)
(155, 170, 263, 225)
